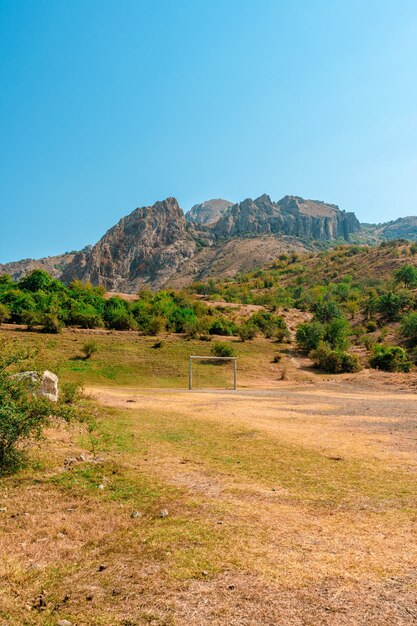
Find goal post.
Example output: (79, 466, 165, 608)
(189, 356, 237, 390)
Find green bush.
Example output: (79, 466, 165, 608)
(70, 312, 104, 329)
(0, 341, 76, 475)
(107, 312, 138, 331)
(147, 316, 166, 335)
(366, 320, 378, 332)
(238, 323, 257, 341)
(211, 341, 236, 358)
(296, 322, 325, 353)
(0, 303, 10, 325)
(208, 318, 238, 336)
(370, 345, 411, 372)
(310, 343, 361, 374)
(400, 311, 417, 345)
(82, 340, 99, 359)
(61, 381, 83, 404)
(42, 313, 62, 334)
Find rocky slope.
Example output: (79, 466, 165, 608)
(61, 198, 210, 292)
(370, 217, 417, 241)
(0, 252, 76, 281)
(186, 199, 234, 226)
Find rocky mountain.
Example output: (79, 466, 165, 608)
(212, 195, 360, 240)
(61, 198, 209, 292)
(59, 194, 360, 291)
(186, 199, 234, 226)
(0, 193, 372, 291)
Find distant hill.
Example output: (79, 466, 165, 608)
(368, 217, 417, 241)
(0, 252, 76, 281)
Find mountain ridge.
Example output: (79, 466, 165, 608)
(2, 193, 417, 291)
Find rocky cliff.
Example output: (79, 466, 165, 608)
(61, 197, 211, 292)
(212, 195, 360, 240)
(186, 199, 234, 226)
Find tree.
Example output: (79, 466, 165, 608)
(296, 322, 325, 353)
(400, 311, 417, 345)
(18, 269, 53, 292)
(394, 264, 417, 288)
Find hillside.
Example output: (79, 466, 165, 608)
(0, 251, 76, 281)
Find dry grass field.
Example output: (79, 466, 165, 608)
(0, 327, 416, 625)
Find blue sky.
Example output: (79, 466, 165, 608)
(1, 0, 417, 263)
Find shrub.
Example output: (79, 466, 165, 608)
(366, 320, 378, 332)
(21, 310, 41, 330)
(296, 322, 325, 353)
(70, 312, 104, 329)
(107, 312, 138, 331)
(0, 341, 76, 475)
(370, 345, 412, 372)
(147, 316, 166, 335)
(82, 340, 99, 359)
(313, 300, 343, 323)
(238, 323, 257, 341)
(211, 341, 236, 358)
(310, 343, 361, 374)
(0, 303, 10, 325)
(324, 317, 350, 350)
(394, 264, 417, 288)
(208, 318, 238, 336)
(248, 311, 289, 339)
(400, 311, 417, 345)
(61, 381, 83, 404)
(42, 313, 62, 334)
(377, 292, 402, 320)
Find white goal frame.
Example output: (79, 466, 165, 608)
(188, 356, 237, 390)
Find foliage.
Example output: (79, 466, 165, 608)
(370, 345, 412, 373)
(310, 343, 361, 374)
(82, 340, 99, 359)
(296, 322, 325, 353)
(211, 342, 236, 358)
(400, 311, 417, 345)
(0, 303, 10, 325)
(394, 264, 417, 288)
(0, 341, 79, 475)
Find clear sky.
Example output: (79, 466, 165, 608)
(1, 0, 417, 263)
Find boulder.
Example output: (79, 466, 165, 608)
(13, 370, 59, 402)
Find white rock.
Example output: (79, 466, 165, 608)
(13, 370, 59, 402)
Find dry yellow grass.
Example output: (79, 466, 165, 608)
(1, 380, 416, 625)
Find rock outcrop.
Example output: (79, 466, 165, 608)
(186, 199, 234, 226)
(212, 195, 360, 240)
(62, 198, 212, 292)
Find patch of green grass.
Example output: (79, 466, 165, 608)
(0, 329, 275, 389)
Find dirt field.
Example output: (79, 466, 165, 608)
(1, 373, 416, 625)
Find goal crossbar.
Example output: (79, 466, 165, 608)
(189, 356, 237, 390)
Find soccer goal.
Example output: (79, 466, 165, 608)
(188, 356, 237, 390)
